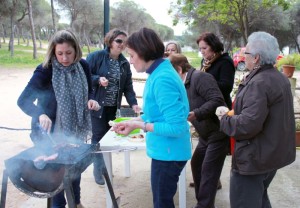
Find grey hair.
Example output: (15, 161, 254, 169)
(165, 41, 182, 54)
(247, 31, 280, 65)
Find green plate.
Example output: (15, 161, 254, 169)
(114, 117, 140, 135)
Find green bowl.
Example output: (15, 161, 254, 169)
(114, 117, 140, 135)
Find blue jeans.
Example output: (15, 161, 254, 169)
(51, 175, 81, 208)
(151, 159, 187, 208)
(230, 169, 277, 208)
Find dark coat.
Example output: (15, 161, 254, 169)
(220, 65, 296, 175)
(185, 68, 227, 143)
(17, 59, 93, 140)
(202, 53, 235, 109)
(86, 48, 138, 118)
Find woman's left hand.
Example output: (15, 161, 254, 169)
(112, 121, 140, 136)
(88, 100, 100, 111)
(132, 105, 141, 114)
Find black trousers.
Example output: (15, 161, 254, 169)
(230, 169, 276, 208)
(91, 106, 117, 144)
(191, 138, 228, 208)
(91, 106, 117, 174)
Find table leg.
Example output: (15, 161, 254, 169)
(103, 152, 113, 208)
(178, 166, 186, 208)
(124, 151, 131, 177)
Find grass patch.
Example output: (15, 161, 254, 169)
(0, 49, 45, 68)
(0, 41, 202, 69)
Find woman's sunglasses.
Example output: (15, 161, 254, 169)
(114, 39, 124, 44)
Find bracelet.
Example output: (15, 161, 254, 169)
(143, 122, 148, 133)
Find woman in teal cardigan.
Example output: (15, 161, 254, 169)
(112, 27, 191, 208)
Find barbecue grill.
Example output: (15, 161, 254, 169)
(0, 143, 125, 208)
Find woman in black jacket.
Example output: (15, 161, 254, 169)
(169, 54, 228, 208)
(17, 29, 99, 208)
(86, 28, 140, 185)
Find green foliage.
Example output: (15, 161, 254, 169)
(277, 53, 300, 70)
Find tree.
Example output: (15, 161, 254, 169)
(170, 0, 291, 45)
(111, 0, 174, 40)
(26, 0, 37, 59)
(51, 0, 57, 32)
(110, 0, 155, 35)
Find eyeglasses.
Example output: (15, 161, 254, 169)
(244, 51, 253, 55)
(114, 39, 124, 44)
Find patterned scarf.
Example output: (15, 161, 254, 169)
(52, 57, 91, 142)
(201, 53, 221, 72)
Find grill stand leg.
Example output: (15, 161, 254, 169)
(47, 198, 52, 208)
(102, 165, 119, 208)
(0, 169, 8, 208)
(64, 170, 76, 208)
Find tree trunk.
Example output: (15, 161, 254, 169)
(27, 0, 37, 59)
(9, 9, 16, 56)
(83, 28, 90, 54)
(51, 0, 57, 32)
(37, 33, 42, 49)
(2, 24, 5, 44)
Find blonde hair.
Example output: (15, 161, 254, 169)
(43, 29, 82, 68)
(165, 41, 182, 54)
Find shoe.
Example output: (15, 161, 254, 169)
(93, 166, 105, 185)
(77, 203, 85, 208)
(95, 174, 105, 185)
(217, 180, 222, 190)
(189, 182, 195, 187)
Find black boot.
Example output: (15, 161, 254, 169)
(93, 154, 105, 185)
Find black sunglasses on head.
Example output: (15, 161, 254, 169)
(114, 39, 124, 44)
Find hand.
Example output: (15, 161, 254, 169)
(227, 109, 235, 116)
(215, 106, 229, 120)
(88, 100, 100, 111)
(132, 105, 141, 114)
(39, 114, 52, 134)
(187, 111, 196, 122)
(99, 77, 108, 87)
(112, 121, 139, 136)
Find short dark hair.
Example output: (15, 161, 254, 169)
(168, 54, 192, 73)
(196, 32, 224, 53)
(126, 27, 165, 62)
(104, 28, 127, 48)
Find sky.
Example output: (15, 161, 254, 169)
(109, 0, 187, 36)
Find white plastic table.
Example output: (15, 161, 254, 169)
(100, 129, 187, 208)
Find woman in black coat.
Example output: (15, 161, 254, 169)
(17, 29, 99, 208)
(169, 54, 228, 208)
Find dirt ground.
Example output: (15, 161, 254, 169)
(0, 67, 299, 208)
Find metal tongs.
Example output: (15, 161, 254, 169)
(33, 124, 57, 169)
